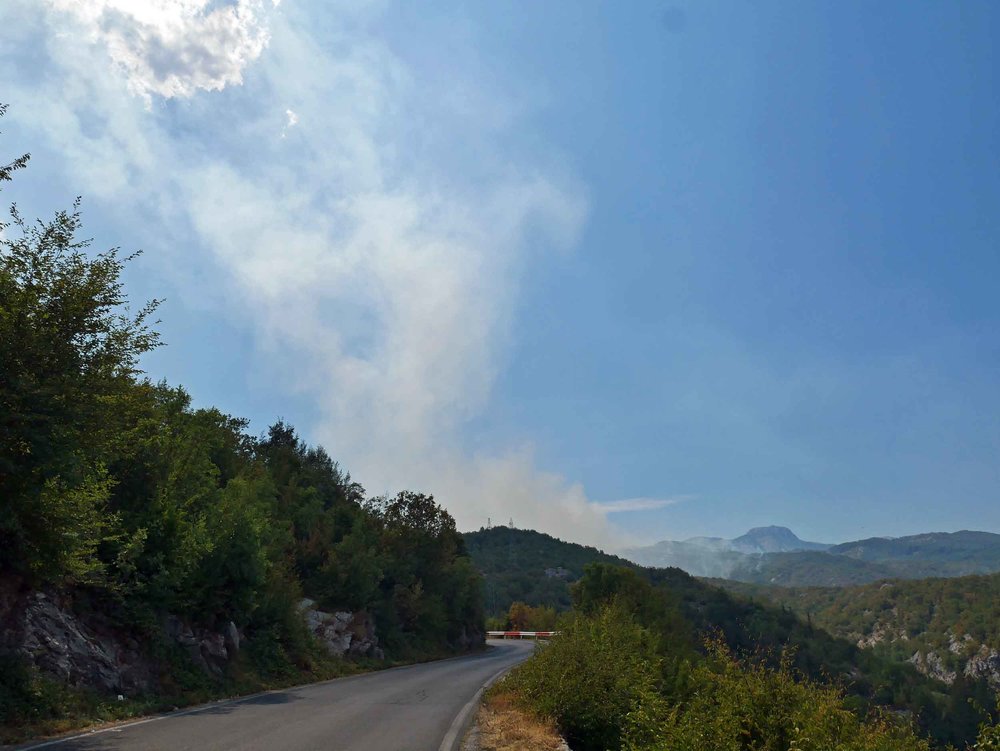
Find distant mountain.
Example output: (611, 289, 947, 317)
(730, 525, 831, 554)
(830, 531, 1000, 574)
(622, 525, 831, 577)
(622, 527, 1000, 586)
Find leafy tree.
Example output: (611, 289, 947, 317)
(0, 108, 485, 738)
(506, 601, 558, 630)
(0, 125, 160, 584)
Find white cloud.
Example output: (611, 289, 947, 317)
(281, 108, 298, 137)
(594, 497, 690, 513)
(45, 0, 273, 103)
(2, 0, 638, 549)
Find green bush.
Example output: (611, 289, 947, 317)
(503, 604, 667, 751)
(976, 706, 1000, 751)
(624, 640, 931, 751)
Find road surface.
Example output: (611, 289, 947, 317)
(17, 640, 535, 751)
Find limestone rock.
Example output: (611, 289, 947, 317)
(162, 615, 231, 678)
(298, 599, 383, 659)
(0, 582, 154, 694)
(947, 632, 975, 655)
(965, 646, 1000, 689)
(908, 650, 957, 685)
(225, 620, 241, 654)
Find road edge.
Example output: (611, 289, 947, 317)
(438, 663, 517, 751)
(10, 646, 497, 751)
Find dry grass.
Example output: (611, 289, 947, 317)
(473, 690, 565, 751)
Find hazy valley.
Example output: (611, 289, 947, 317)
(622, 526, 1000, 586)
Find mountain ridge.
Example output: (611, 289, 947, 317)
(622, 527, 1000, 586)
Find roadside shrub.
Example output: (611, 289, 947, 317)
(0, 656, 48, 724)
(624, 640, 931, 751)
(977, 705, 1000, 751)
(503, 604, 666, 751)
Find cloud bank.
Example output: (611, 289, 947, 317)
(48, 0, 274, 103)
(5, 0, 635, 548)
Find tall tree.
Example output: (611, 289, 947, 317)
(0, 106, 161, 583)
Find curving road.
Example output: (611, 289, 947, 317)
(16, 640, 535, 751)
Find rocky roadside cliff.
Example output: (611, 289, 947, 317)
(297, 598, 383, 660)
(0, 576, 384, 699)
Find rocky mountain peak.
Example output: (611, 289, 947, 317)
(730, 526, 829, 554)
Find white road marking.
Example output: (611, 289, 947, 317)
(437, 663, 516, 751)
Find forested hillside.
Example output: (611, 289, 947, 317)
(464, 525, 635, 615)
(496, 564, 1000, 751)
(726, 550, 899, 586)
(0, 123, 483, 740)
(466, 527, 998, 747)
(830, 532, 1000, 576)
(712, 573, 1000, 694)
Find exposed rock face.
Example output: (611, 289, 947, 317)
(0, 576, 248, 694)
(225, 620, 241, 655)
(965, 645, 1000, 689)
(162, 615, 237, 678)
(856, 620, 908, 649)
(0, 583, 155, 694)
(909, 650, 957, 685)
(298, 599, 384, 660)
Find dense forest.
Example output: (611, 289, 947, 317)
(495, 564, 1000, 751)
(0, 112, 483, 738)
(467, 527, 999, 748)
(712, 573, 1000, 692)
(464, 525, 637, 617)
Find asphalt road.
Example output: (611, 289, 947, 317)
(17, 640, 536, 751)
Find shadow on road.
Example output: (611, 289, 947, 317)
(17, 691, 303, 750)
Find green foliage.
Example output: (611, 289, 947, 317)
(0, 653, 161, 745)
(623, 640, 931, 751)
(364, 491, 483, 654)
(0, 164, 483, 658)
(0, 119, 485, 741)
(715, 573, 1000, 658)
(504, 607, 931, 751)
(506, 601, 558, 630)
(464, 525, 638, 616)
(503, 605, 669, 751)
(0, 194, 160, 584)
(467, 528, 988, 748)
(977, 707, 1000, 751)
(713, 573, 1000, 745)
(0, 655, 54, 726)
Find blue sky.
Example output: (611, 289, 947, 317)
(2, 1, 999, 547)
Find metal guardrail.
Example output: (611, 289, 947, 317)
(486, 630, 558, 639)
